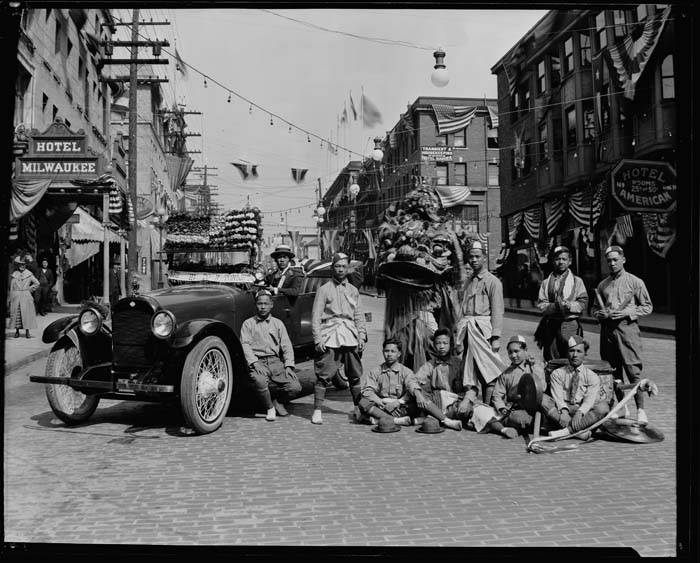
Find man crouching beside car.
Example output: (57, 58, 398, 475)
(240, 289, 301, 421)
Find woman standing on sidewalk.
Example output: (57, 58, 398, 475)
(9, 256, 40, 339)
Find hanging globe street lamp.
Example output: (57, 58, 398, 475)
(372, 137, 384, 162)
(431, 48, 450, 87)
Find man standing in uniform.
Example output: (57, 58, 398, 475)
(455, 240, 507, 405)
(311, 252, 367, 425)
(266, 244, 303, 297)
(593, 245, 653, 424)
(534, 246, 589, 361)
(36, 258, 55, 315)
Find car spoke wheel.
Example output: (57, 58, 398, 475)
(45, 345, 100, 424)
(180, 336, 233, 434)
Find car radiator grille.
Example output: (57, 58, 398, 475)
(112, 307, 153, 369)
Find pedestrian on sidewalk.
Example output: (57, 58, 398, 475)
(592, 245, 653, 424)
(534, 246, 588, 361)
(240, 289, 301, 421)
(310, 252, 367, 425)
(109, 263, 121, 308)
(454, 240, 506, 405)
(36, 258, 55, 315)
(9, 256, 40, 339)
(539, 335, 610, 440)
(357, 337, 417, 427)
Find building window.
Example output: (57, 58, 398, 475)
(601, 60, 611, 130)
(453, 129, 466, 147)
(54, 19, 62, 54)
(522, 86, 530, 116)
(14, 68, 31, 125)
(596, 12, 607, 50)
(436, 163, 448, 185)
(637, 4, 649, 21)
(488, 163, 499, 186)
(454, 163, 467, 186)
(661, 54, 674, 99)
(537, 60, 546, 94)
(436, 134, 449, 147)
(580, 32, 591, 67)
(550, 54, 561, 87)
(563, 38, 574, 74)
(613, 10, 628, 39)
(510, 91, 519, 124)
(566, 106, 577, 146)
(538, 122, 548, 161)
(523, 138, 531, 175)
(487, 128, 498, 148)
(583, 101, 595, 142)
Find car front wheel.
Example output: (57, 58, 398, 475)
(45, 345, 100, 424)
(180, 336, 233, 434)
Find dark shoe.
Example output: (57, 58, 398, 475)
(14, 332, 20, 339)
(26, 332, 32, 339)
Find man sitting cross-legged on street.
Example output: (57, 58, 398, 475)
(357, 338, 417, 427)
(489, 335, 546, 439)
(240, 289, 302, 421)
(404, 328, 467, 431)
(540, 335, 610, 440)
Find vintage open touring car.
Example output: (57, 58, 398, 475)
(30, 258, 335, 434)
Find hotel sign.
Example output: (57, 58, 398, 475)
(15, 119, 100, 180)
(611, 159, 677, 213)
(421, 146, 453, 162)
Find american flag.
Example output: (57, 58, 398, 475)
(616, 214, 634, 238)
(434, 185, 471, 208)
(431, 105, 477, 135)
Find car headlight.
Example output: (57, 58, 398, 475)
(79, 308, 102, 335)
(151, 310, 175, 339)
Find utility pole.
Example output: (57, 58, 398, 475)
(192, 165, 218, 215)
(101, 9, 170, 292)
(317, 177, 323, 259)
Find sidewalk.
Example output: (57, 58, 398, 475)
(359, 288, 675, 336)
(4, 305, 81, 374)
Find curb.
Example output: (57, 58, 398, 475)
(504, 307, 675, 337)
(5, 348, 51, 375)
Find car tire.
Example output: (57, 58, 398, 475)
(180, 335, 233, 435)
(45, 345, 100, 425)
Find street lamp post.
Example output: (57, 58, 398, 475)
(155, 206, 168, 288)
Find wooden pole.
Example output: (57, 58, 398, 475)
(127, 8, 140, 292)
(102, 191, 110, 305)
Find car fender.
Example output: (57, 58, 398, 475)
(44, 316, 112, 369)
(42, 315, 80, 344)
(171, 319, 246, 370)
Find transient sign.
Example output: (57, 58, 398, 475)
(611, 159, 677, 213)
(421, 146, 453, 162)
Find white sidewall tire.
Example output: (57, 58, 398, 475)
(180, 335, 233, 435)
(44, 345, 100, 425)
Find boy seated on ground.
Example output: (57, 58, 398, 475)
(357, 338, 417, 427)
(539, 335, 610, 440)
(240, 289, 302, 421)
(404, 328, 467, 431)
(489, 335, 546, 438)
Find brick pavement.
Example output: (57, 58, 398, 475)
(3, 296, 676, 555)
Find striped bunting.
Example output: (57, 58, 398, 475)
(591, 181, 607, 228)
(431, 105, 477, 135)
(608, 5, 671, 100)
(617, 214, 634, 238)
(641, 211, 676, 258)
(435, 185, 471, 208)
(568, 189, 594, 227)
(109, 188, 123, 215)
(544, 198, 566, 236)
(487, 106, 499, 129)
(523, 206, 542, 239)
(507, 211, 524, 243)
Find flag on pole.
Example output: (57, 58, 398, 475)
(174, 48, 188, 77)
(291, 168, 308, 183)
(231, 162, 258, 180)
(361, 93, 383, 127)
(349, 92, 358, 121)
(431, 105, 477, 135)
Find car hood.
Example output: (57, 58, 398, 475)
(130, 284, 249, 321)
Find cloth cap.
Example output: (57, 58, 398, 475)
(552, 245, 571, 257)
(604, 245, 624, 257)
(371, 418, 402, 433)
(468, 240, 484, 251)
(332, 252, 349, 265)
(507, 334, 527, 347)
(255, 289, 273, 299)
(567, 335, 586, 349)
(270, 245, 295, 259)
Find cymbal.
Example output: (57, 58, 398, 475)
(516, 373, 542, 414)
(598, 419, 665, 443)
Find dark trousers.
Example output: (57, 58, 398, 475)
(250, 356, 302, 410)
(36, 285, 52, 313)
(314, 346, 363, 408)
(544, 318, 584, 362)
(357, 398, 418, 422)
(540, 394, 610, 432)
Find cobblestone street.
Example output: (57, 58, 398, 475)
(4, 296, 676, 554)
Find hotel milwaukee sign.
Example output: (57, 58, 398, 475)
(611, 159, 677, 213)
(15, 119, 100, 180)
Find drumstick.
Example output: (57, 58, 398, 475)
(594, 289, 606, 311)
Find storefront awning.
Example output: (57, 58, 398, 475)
(71, 206, 126, 244)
